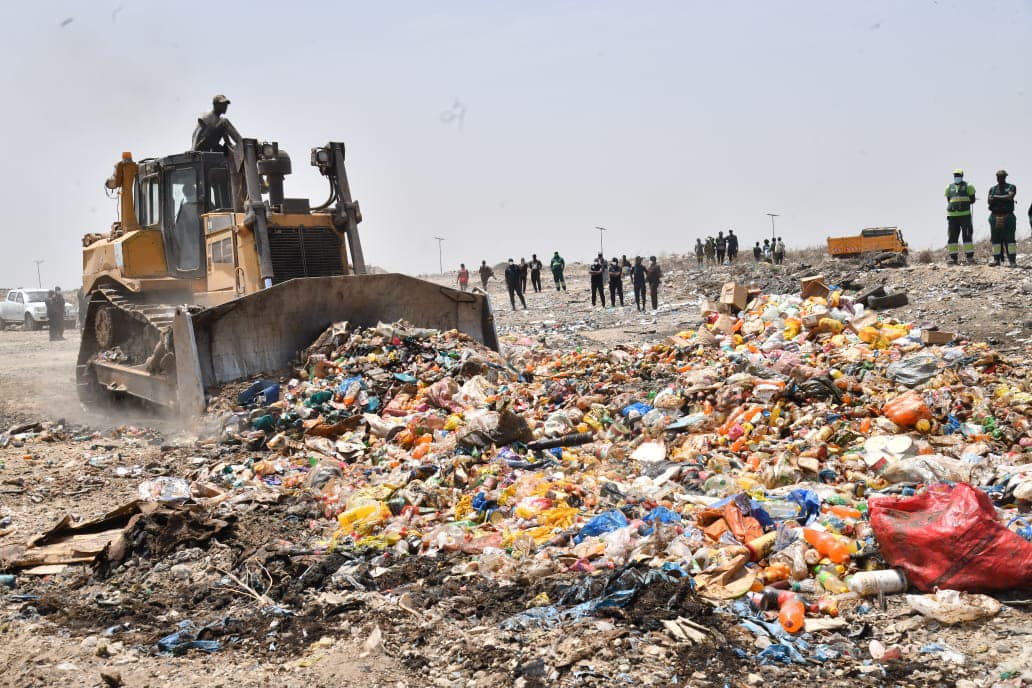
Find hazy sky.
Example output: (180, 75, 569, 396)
(2, 1, 1030, 287)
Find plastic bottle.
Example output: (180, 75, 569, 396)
(847, 569, 907, 596)
(748, 590, 806, 634)
(816, 567, 849, 594)
(824, 504, 862, 520)
(779, 594, 806, 633)
(755, 561, 791, 587)
(745, 531, 777, 561)
(803, 528, 850, 564)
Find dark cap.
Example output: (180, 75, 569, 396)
(213, 94, 230, 105)
(996, 169, 1008, 177)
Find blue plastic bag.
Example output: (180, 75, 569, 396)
(641, 506, 681, 535)
(621, 402, 653, 417)
(573, 510, 628, 544)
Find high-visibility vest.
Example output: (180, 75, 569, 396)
(946, 182, 974, 216)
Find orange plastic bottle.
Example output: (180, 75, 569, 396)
(825, 504, 862, 520)
(803, 528, 850, 564)
(779, 594, 805, 633)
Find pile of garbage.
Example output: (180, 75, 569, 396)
(206, 282, 1031, 667)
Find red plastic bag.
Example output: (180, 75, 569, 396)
(869, 483, 1032, 592)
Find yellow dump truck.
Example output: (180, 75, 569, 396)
(826, 227, 908, 260)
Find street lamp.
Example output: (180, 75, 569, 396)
(33, 259, 44, 288)
(765, 213, 779, 241)
(433, 236, 444, 274)
(594, 226, 607, 256)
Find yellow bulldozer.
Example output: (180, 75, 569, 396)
(79, 132, 496, 415)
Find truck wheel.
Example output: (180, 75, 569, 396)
(24, 314, 39, 331)
(868, 292, 909, 310)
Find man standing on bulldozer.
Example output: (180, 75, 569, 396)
(945, 169, 977, 264)
(987, 170, 1017, 267)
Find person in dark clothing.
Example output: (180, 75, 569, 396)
(518, 258, 529, 293)
(646, 256, 662, 310)
(529, 254, 543, 292)
(987, 170, 1017, 266)
(550, 251, 567, 291)
(589, 255, 607, 307)
(715, 231, 726, 265)
(608, 258, 625, 306)
(727, 230, 739, 262)
(479, 260, 494, 289)
(631, 256, 648, 311)
(504, 259, 527, 310)
(191, 95, 241, 154)
(45, 288, 64, 341)
(694, 239, 704, 266)
(753, 242, 762, 261)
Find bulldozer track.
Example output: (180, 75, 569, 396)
(76, 286, 184, 403)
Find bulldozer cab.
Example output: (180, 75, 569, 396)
(134, 152, 231, 280)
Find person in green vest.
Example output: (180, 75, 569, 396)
(945, 169, 976, 264)
(550, 251, 567, 291)
(987, 170, 1018, 267)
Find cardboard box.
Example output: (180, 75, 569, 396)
(713, 314, 736, 334)
(921, 330, 955, 345)
(720, 282, 748, 310)
(800, 275, 829, 299)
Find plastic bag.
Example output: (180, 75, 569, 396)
(573, 509, 628, 544)
(869, 483, 1032, 591)
(906, 589, 1001, 624)
(881, 454, 971, 485)
(886, 353, 939, 387)
(882, 391, 932, 428)
(138, 477, 191, 502)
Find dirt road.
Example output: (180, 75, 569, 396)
(0, 329, 82, 426)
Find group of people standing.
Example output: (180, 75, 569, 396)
(456, 251, 663, 312)
(693, 230, 741, 266)
(456, 252, 570, 310)
(588, 254, 663, 312)
(752, 237, 786, 264)
(945, 168, 1026, 266)
(693, 231, 787, 267)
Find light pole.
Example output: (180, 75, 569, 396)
(433, 236, 444, 274)
(765, 213, 779, 242)
(594, 226, 607, 257)
(33, 259, 44, 288)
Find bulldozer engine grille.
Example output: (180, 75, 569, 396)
(268, 227, 346, 283)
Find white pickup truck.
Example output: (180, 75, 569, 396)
(0, 288, 77, 330)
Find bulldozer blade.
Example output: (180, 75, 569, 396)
(190, 273, 497, 394)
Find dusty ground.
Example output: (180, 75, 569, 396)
(0, 250, 1030, 688)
